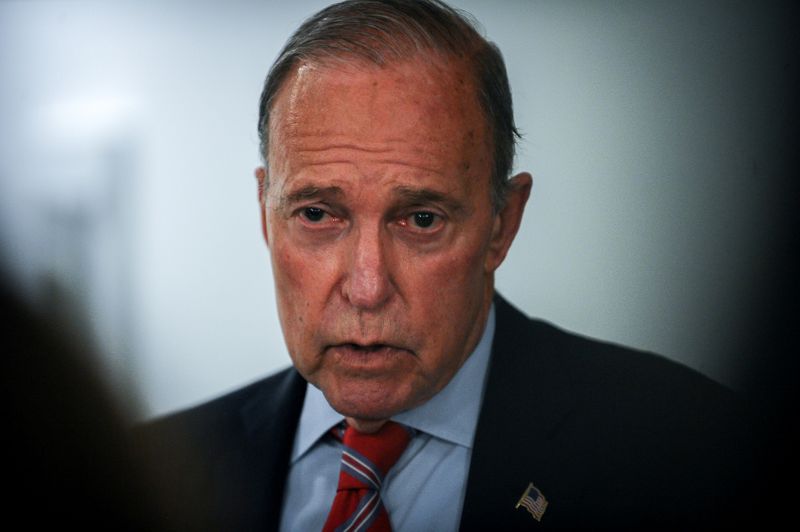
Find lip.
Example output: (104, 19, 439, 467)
(325, 343, 414, 371)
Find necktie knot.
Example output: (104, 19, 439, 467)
(340, 421, 410, 488)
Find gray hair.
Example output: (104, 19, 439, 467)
(257, 0, 519, 210)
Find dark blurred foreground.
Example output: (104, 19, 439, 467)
(2, 281, 212, 530)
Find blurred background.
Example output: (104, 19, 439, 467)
(1, 0, 795, 421)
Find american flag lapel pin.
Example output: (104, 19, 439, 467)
(515, 482, 548, 522)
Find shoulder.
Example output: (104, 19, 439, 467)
(134, 368, 307, 530)
(143, 367, 303, 439)
(492, 293, 742, 424)
(483, 294, 753, 525)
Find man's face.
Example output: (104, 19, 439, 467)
(261, 57, 524, 423)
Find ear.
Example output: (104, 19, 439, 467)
(255, 166, 270, 247)
(485, 172, 532, 273)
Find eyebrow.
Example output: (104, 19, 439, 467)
(393, 186, 466, 214)
(280, 185, 344, 208)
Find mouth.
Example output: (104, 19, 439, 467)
(325, 342, 414, 370)
(337, 342, 393, 352)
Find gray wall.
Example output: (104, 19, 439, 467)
(0, 0, 793, 419)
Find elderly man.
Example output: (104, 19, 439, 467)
(144, 1, 748, 529)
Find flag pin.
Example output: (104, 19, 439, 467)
(515, 482, 548, 522)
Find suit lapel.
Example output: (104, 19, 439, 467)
(459, 294, 582, 530)
(238, 368, 307, 531)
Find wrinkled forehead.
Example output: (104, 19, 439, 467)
(267, 56, 491, 178)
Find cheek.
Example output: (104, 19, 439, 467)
(271, 242, 306, 302)
(270, 219, 334, 294)
(270, 235, 316, 328)
(401, 234, 490, 333)
(270, 239, 329, 374)
(417, 233, 490, 288)
(269, 230, 344, 334)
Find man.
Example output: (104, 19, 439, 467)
(142, 1, 750, 529)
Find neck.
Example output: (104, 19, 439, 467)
(346, 417, 388, 434)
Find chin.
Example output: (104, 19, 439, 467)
(321, 376, 421, 421)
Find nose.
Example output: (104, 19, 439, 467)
(341, 223, 395, 311)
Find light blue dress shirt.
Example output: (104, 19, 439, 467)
(279, 305, 495, 532)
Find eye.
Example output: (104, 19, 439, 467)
(302, 206, 326, 222)
(399, 211, 442, 232)
(412, 212, 435, 228)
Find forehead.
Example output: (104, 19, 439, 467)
(267, 57, 491, 184)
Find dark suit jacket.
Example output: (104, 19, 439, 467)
(141, 294, 752, 529)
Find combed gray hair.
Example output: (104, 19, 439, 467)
(257, 0, 519, 211)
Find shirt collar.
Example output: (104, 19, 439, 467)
(290, 304, 495, 462)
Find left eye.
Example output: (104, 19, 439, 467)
(400, 211, 442, 232)
(411, 212, 436, 228)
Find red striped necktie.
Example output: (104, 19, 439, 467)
(322, 421, 411, 532)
